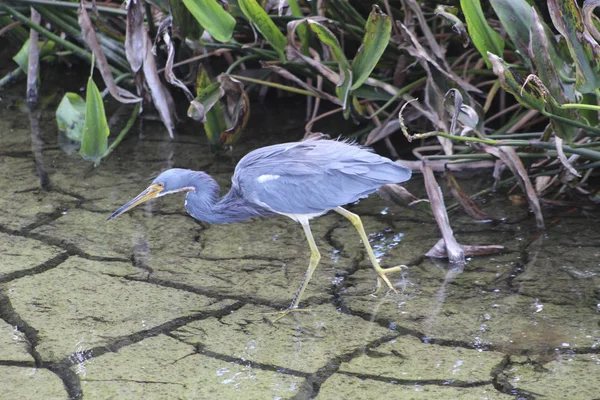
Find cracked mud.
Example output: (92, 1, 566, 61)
(0, 97, 599, 400)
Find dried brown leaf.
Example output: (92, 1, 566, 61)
(218, 74, 251, 146)
(263, 63, 341, 105)
(142, 35, 176, 138)
(421, 160, 465, 265)
(397, 22, 481, 94)
(555, 136, 581, 177)
(78, 2, 141, 104)
(378, 183, 432, 216)
(125, 0, 145, 73)
(425, 239, 504, 258)
(162, 29, 194, 101)
(26, 7, 40, 104)
(444, 168, 491, 220)
(286, 19, 341, 85)
(365, 119, 401, 146)
(477, 144, 544, 229)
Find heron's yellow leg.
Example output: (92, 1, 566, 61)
(335, 207, 404, 293)
(269, 221, 321, 323)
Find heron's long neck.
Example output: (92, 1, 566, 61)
(184, 174, 261, 224)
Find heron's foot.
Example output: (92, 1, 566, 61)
(264, 307, 313, 324)
(374, 264, 408, 294)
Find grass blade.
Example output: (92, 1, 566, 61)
(80, 72, 109, 164)
(307, 19, 352, 110)
(548, 0, 600, 93)
(238, 0, 287, 60)
(460, 0, 504, 67)
(195, 69, 226, 150)
(182, 0, 236, 43)
(351, 5, 391, 90)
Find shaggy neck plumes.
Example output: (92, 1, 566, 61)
(183, 172, 266, 224)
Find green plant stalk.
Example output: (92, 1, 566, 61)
(103, 103, 141, 160)
(0, 67, 24, 88)
(487, 132, 544, 139)
(410, 131, 600, 161)
(427, 152, 554, 160)
(560, 103, 600, 111)
(522, 140, 600, 161)
(0, 3, 124, 76)
(226, 54, 260, 74)
(229, 74, 318, 97)
(36, 5, 130, 71)
(203, 42, 278, 60)
(16, 0, 127, 15)
(541, 110, 600, 136)
(573, 141, 600, 148)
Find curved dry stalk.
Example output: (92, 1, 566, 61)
(78, 2, 141, 104)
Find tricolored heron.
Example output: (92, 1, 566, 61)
(108, 139, 411, 319)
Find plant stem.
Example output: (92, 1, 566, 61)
(102, 103, 141, 163)
(0, 67, 24, 88)
(229, 74, 318, 97)
(226, 54, 260, 74)
(15, 0, 127, 15)
(0, 3, 125, 76)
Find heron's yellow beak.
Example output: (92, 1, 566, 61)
(106, 183, 164, 221)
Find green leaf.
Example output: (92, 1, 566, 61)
(530, 11, 568, 100)
(351, 5, 391, 91)
(489, 0, 534, 68)
(548, 0, 600, 93)
(56, 92, 86, 142)
(218, 74, 250, 148)
(196, 69, 226, 150)
(307, 20, 352, 110)
(80, 76, 110, 164)
(488, 53, 545, 112)
(13, 38, 55, 72)
(187, 81, 224, 122)
(182, 0, 236, 43)
(287, 0, 308, 53)
(460, 0, 504, 68)
(238, 0, 287, 60)
(170, 0, 203, 39)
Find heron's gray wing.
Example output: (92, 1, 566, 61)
(234, 140, 410, 214)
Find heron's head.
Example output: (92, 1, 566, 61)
(107, 169, 198, 221)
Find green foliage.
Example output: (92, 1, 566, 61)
(80, 73, 110, 165)
(4, 0, 600, 200)
(238, 0, 287, 60)
(460, 0, 504, 67)
(192, 69, 227, 150)
(547, 0, 600, 94)
(13, 38, 56, 72)
(307, 20, 352, 111)
(351, 5, 391, 90)
(56, 93, 86, 142)
(182, 0, 236, 42)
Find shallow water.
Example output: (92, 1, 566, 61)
(0, 90, 599, 400)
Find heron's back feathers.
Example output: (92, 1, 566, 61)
(233, 139, 411, 215)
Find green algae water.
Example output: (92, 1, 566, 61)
(0, 88, 599, 399)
